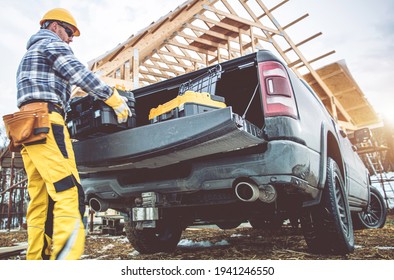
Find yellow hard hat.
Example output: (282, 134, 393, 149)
(40, 8, 80, 37)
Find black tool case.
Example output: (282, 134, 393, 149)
(66, 89, 136, 140)
(148, 65, 226, 123)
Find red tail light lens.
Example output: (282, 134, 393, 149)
(258, 61, 298, 119)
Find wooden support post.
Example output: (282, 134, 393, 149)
(250, 28, 256, 52)
(19, 185, 24, 230)
(133, 48, 139, 89)
(239, 31, 244, 56)
(331, 96, 338, 122)
(6, 153, 15, 230)
(0, 169, 6, 229)
(227, 39, 231, 59)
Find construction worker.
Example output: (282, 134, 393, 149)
(16, 8, 132, 260)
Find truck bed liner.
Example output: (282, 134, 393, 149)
(74, 107, 264, 172)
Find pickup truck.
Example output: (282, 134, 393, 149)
(73, 50, 374, 255)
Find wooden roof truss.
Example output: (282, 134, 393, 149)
(86, 0, 379, 129)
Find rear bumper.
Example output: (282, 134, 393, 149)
(81, 140, 322, 207)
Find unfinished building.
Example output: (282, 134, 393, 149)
(1, 0, 392, 230)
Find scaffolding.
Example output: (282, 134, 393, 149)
(352, 128, 394, 209)
(0, 149, 27, 231)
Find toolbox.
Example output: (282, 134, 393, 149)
(149, 91, 226, 123)
(149, 65, 226, 123)
(66, 89, 136, 140)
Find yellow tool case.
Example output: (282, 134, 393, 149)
(149, 90, 226, 123)
(149, 64, 226, 123)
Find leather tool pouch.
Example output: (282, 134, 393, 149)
(3, 103, 50, 152)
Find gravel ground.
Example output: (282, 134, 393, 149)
(1, 211, 393, 260)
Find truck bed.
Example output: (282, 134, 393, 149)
(73, 107, 264, 172)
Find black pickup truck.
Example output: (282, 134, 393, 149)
(73, 50, 376, 255)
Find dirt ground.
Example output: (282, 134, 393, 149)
(1, 211, 393, 260)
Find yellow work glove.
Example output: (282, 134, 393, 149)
(104, 88, 132, 123)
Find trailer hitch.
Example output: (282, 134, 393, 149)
(132, 192, 159, 229)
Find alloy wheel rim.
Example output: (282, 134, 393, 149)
(335, 176, 350, 236)
(360, 192, 382, 226)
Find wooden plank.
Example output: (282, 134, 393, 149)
(303, 60, 380, 127)
(166, 39, 217, 56)
(283, 32, 322, 53)
(148, 55, 194, 70)
(94, 0, 215, 77)
(282, 14, 309, 30)
(140, 67, 180, 79)
(185, 22, 229, 41)
(196, 14, 242, 34)
(0, 243, 27, 259)
(178, 31, 221, 48)
(156, 49, 203, 64)
(203, 4, 280, 35)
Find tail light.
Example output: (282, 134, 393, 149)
(258, 61, 298, 119)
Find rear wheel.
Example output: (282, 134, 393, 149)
(301, 157, 354, 254)
(125, 218, 182, 254)
(216, 221, 242, 230)
(352, 186, 387, 229)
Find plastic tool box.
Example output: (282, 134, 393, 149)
(66, 89, 136, 140)
(178, 64, 222, 95)
(149, 91, 226, 123)
(149, 65, 226, 123)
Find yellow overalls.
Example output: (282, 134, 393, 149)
(20, 107, 85, 260)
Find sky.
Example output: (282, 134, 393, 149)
(0, 0, 393, 125)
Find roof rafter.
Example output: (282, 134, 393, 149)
(76, 0, 379, 128)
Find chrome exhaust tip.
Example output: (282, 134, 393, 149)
(234, 181, 277, 203)
(89, 197, 109, 212)
(235, 182, 260, 202)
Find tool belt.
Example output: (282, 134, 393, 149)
(3, 102, 51, 152)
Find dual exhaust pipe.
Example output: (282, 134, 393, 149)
(234, 181, 277, 203)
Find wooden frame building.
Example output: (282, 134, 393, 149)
(78, 0, 379, 130)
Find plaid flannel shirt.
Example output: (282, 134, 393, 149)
(16, 29, 113, 109)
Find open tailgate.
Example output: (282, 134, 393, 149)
(74, 107, 264, 172)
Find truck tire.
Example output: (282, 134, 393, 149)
(301, 157, 354, 254)
(352, 186, 387, 229)
(124, 219, 182, 254)
(216, 221, 242, 230)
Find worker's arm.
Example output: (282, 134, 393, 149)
(44, 41, 131, 123)
(44, 41, 112, 100)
